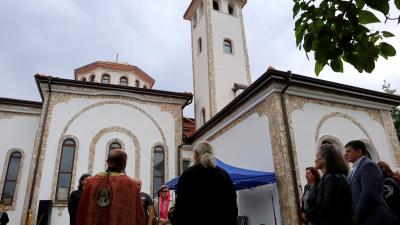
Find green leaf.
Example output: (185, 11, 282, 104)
(355, 0, 366, 8)
(365, 0, 389, 15)
(395, 0, 400, 10)
(358, 10, 380, 24)
(380, 42, 396, 57)
(314, 62, 324, 75)
(293, 3, 300, 18)
(362, 58, 375, 73)
(382, 31, 395, 38)
(303, 33, 313, 52)
(330, 59, 343, 72)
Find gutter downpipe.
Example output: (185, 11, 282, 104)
(280, 71, 302, 224)
(25, 77, 52, 225)
(177, 96, 193, 176)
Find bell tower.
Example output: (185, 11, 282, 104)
(184, 0, 251, 128)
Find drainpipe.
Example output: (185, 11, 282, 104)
(25, 77, 52, 225)
(280, 71, 302, 224)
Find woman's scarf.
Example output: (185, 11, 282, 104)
(159, 190, 171, 223)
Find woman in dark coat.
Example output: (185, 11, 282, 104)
(301, 167, 321, 225)
(314, 143, 354, 225)
(68, 173, 91, 225)
(0, 204, 9, 225)
(377, 161, 400, 222)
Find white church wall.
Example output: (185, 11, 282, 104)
(0, 115, 40, 225)
(291, 102, 397, 187)
(195, 111, 281, 225)
(33, 95, 179, 224)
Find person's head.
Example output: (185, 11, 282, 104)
(107, 149, 127, 172)
(345, 140, 367, 163)
(316, 143, 349, 175)
(159, 185, 169, 197)
(394, 168, 400, 182)
(377, 161, 395, 178)
(305, 167, 321, 185)
(78, 173, 91, 190)
(136, 180, 142, 191)
(193, 142, 216, 168)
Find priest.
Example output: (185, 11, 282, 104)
(75, 149, 146, 225)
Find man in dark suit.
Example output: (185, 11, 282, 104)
(345, 140, 395, 225)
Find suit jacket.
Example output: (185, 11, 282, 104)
(301, 184, 319, 223)
(0, 212, 9, 225)
(349, 157, 395, 225)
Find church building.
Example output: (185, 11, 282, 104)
(1, 0, 399, 225)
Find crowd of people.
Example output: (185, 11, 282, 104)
(63, 140, 400, 225)
(301, 140, 400, 225)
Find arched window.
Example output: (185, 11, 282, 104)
(81, 77, 87, 82)
(213, 1, 219, 11)
(143, 85, 148, 89)
(153, 146, 165, 194)
(1, 152, 22, 205)
(199, 2, 204, 18)
(135, 80, 140, 88)
(223, 39, 233, 54)
(120, 77, 128, 86)
(228, 4, 235, 16)
(198, 38, 202, 55)
(193, 13, 198, 28)
(201, 108, 206, 125)
(90, 74, 95, 82)
(109, 142, 122, 152)
(55, 139, 76, 201)
(101, 74, 110, 84)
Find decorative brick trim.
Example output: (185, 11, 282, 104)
(0, 148, 25, 210)
(379, 110, 400, 165)
(239, 9, 251, 84)
(317, 135, 345, 153)
(50, 135, 80, 206)
(205, 0, 217, 117)
(88, 126, 141, 179)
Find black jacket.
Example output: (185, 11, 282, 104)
(0, 212, 9, 225)
(173, 164, 238, 225)
(383, 177, 400, 223)
(316, 173, 354, 225)
(68, 189, 82, 225)
(301, 184, 318, 223)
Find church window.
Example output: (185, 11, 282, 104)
(153, 146, 165, 195)
(201, 108, 206, 125)
(135, 80, 140, 88)
(55, 139, 76, 201)
(109, 142, 122, 152)
(193, 13, 198, 28)
(120, 77, 128, 86)
(198, 38, 202, 55)
(1, 151, 22, 205)
(199, 2, 204, 19)
(81, 77, 87, 82)
(228, 4, 235, 16)
(213, 1, 219, 11)
(223, 39, 233, 54)
(182, 159, 191, 174)
(102, 74, 110, 84)
(90, 74, 95, 82)
(143, 85, 148, 89)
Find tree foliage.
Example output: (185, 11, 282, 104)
(293, 0, 400, 75)
(382, 80, 400, 140)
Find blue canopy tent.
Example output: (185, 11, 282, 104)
(165, 159, 276, 191)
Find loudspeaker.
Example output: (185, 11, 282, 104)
(37, 200, 53, 225)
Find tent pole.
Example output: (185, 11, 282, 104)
(269, 189, 277, 225)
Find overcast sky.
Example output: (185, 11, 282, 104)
(0, 1, 399, 117)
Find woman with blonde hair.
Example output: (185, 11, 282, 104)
(173, 142, 237, 225)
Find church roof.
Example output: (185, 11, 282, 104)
(34, 74, 192, 106)
(184, 0, 247, 20)
(0, 97, 42, 108)
(187, 69, 400, 142)
(74, 61, 156, 88)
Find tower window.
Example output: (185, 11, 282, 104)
(101, 74, 110, 84)
(213, 1, 219, 11)
(201, 108, 206, 125)
(143, 85, 148, 89)
(135, 80, 140, 88)
(228, 5, 235, 16)
(193, 13, 198, 28)
(120, 77, 128, 86)
(81, 77, 87, 82)
(223, 39, 233, 54)
(90, 74, 95, 82)
(198, 38, 202, 55)
(199, 2, 204, 19)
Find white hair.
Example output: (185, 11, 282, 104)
(193, 142, 216, 168)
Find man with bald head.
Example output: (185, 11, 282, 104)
(76, 149, 146, 225)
